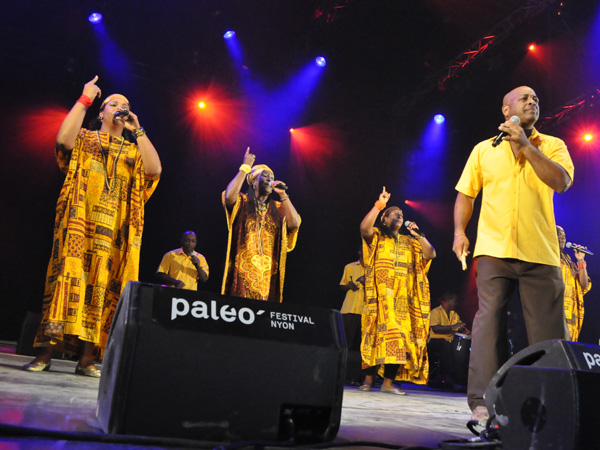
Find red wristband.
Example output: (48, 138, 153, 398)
(375, 200, 386, 211)
(578, 262, 587, 270)
(77, 94, 93, 108)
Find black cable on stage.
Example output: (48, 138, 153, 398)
(214, 440, 435, 450)
(0, 423, 437, 450)
(0, 422, 219, 449)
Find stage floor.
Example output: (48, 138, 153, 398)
(0, 349, 478, 449)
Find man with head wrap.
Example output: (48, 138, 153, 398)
(222, 147, 301, 302)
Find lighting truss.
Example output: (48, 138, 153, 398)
(538, 88, 600, 131)
(398, 0, 559, 113)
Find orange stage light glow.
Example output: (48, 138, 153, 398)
(528, 44, 536, 51)
(16, 106, 70, 157)
(182, 83, 253, 157)
(401, 199, 453, 230)
(289, 123, 344, 189)
(584, 133, 593, 142)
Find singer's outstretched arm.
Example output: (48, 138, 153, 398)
(360, 187, 390, 245)
(56, 76, 102, 151)
(225, 147, 254, 209)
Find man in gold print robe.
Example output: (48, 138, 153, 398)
(222, 147, 301, 302)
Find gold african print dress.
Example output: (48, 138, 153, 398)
(35, 129, 159, 358)
(561, 255, 591, 341)
(361, 229, 432, 384)
(221, 192, 300, 302)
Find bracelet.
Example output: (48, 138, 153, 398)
(375, 200, 386, 211)
(77, 94, 93, 108)
(454, 232, 466, 238)
(239, 164, 252, 174)
(133, 127, 146, 138)
(280, 196, 289, 202)
(578, 262, 587, 270)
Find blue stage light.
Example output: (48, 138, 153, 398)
(88, 12, 103, 24)
(434, 114, 445, 124)
(223, 30, 236, 39)
(315, 56, 327, 67)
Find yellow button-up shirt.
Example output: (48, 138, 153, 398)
(456, 128, 574, 266)
(157, 248, 209, 291)
(339, 261, 365, 315)
(429, 305, 462, 342)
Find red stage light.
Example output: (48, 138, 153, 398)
(289, 128, 295, 133)
(528, 44, 536, 51)
(584, 133, 593, 142)
(198, 101, 206, 109)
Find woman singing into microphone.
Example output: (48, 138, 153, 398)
(557, 225, 592, 341)
(23, 76, 161, 376)
(358, 187, 436, 395)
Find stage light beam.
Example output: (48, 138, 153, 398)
(315, 56, 327, 67)
(223, 30, 236, 40)
(434, 114, 445, 124)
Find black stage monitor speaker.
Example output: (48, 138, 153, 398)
(485, 339, 600, 450)
(97, 282, 346, 444)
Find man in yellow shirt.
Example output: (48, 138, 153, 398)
(427, 293, 468, 389)
(339, 249, 365, 385)
(453, 86, 574, 422)
(156, 231, 209, 290)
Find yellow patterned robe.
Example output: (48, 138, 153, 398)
(35, 129, 159, 359)
(561, 257, 591, 341)
(221, 192, 300, 302)
(361, 229, 432, 384)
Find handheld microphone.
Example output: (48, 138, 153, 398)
(114, 110, 130, 118)
(492, 115, 520, 147)
(271, 182, 288, 191)
(566, 242, 594, 256)
(404, 220, 426, 237)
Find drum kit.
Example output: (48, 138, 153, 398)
(451, 332, 471, 386)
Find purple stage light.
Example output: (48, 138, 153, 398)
(88, 12, 103, 24)
(434, 114, 445, 124)
(315, 56, 327, 67)
(223, 30, 236, 39)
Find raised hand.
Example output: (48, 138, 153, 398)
(379, 186, 390, 204)
(83, 75, 101, 101)
(243, 147, 256, 167)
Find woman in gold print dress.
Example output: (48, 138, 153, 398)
(359, 187, 436, 394)
(23, 76, 161, 376)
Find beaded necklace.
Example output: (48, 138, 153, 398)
(96, 131, 124, 192)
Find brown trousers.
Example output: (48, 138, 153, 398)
(468, 256, 566, 410)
